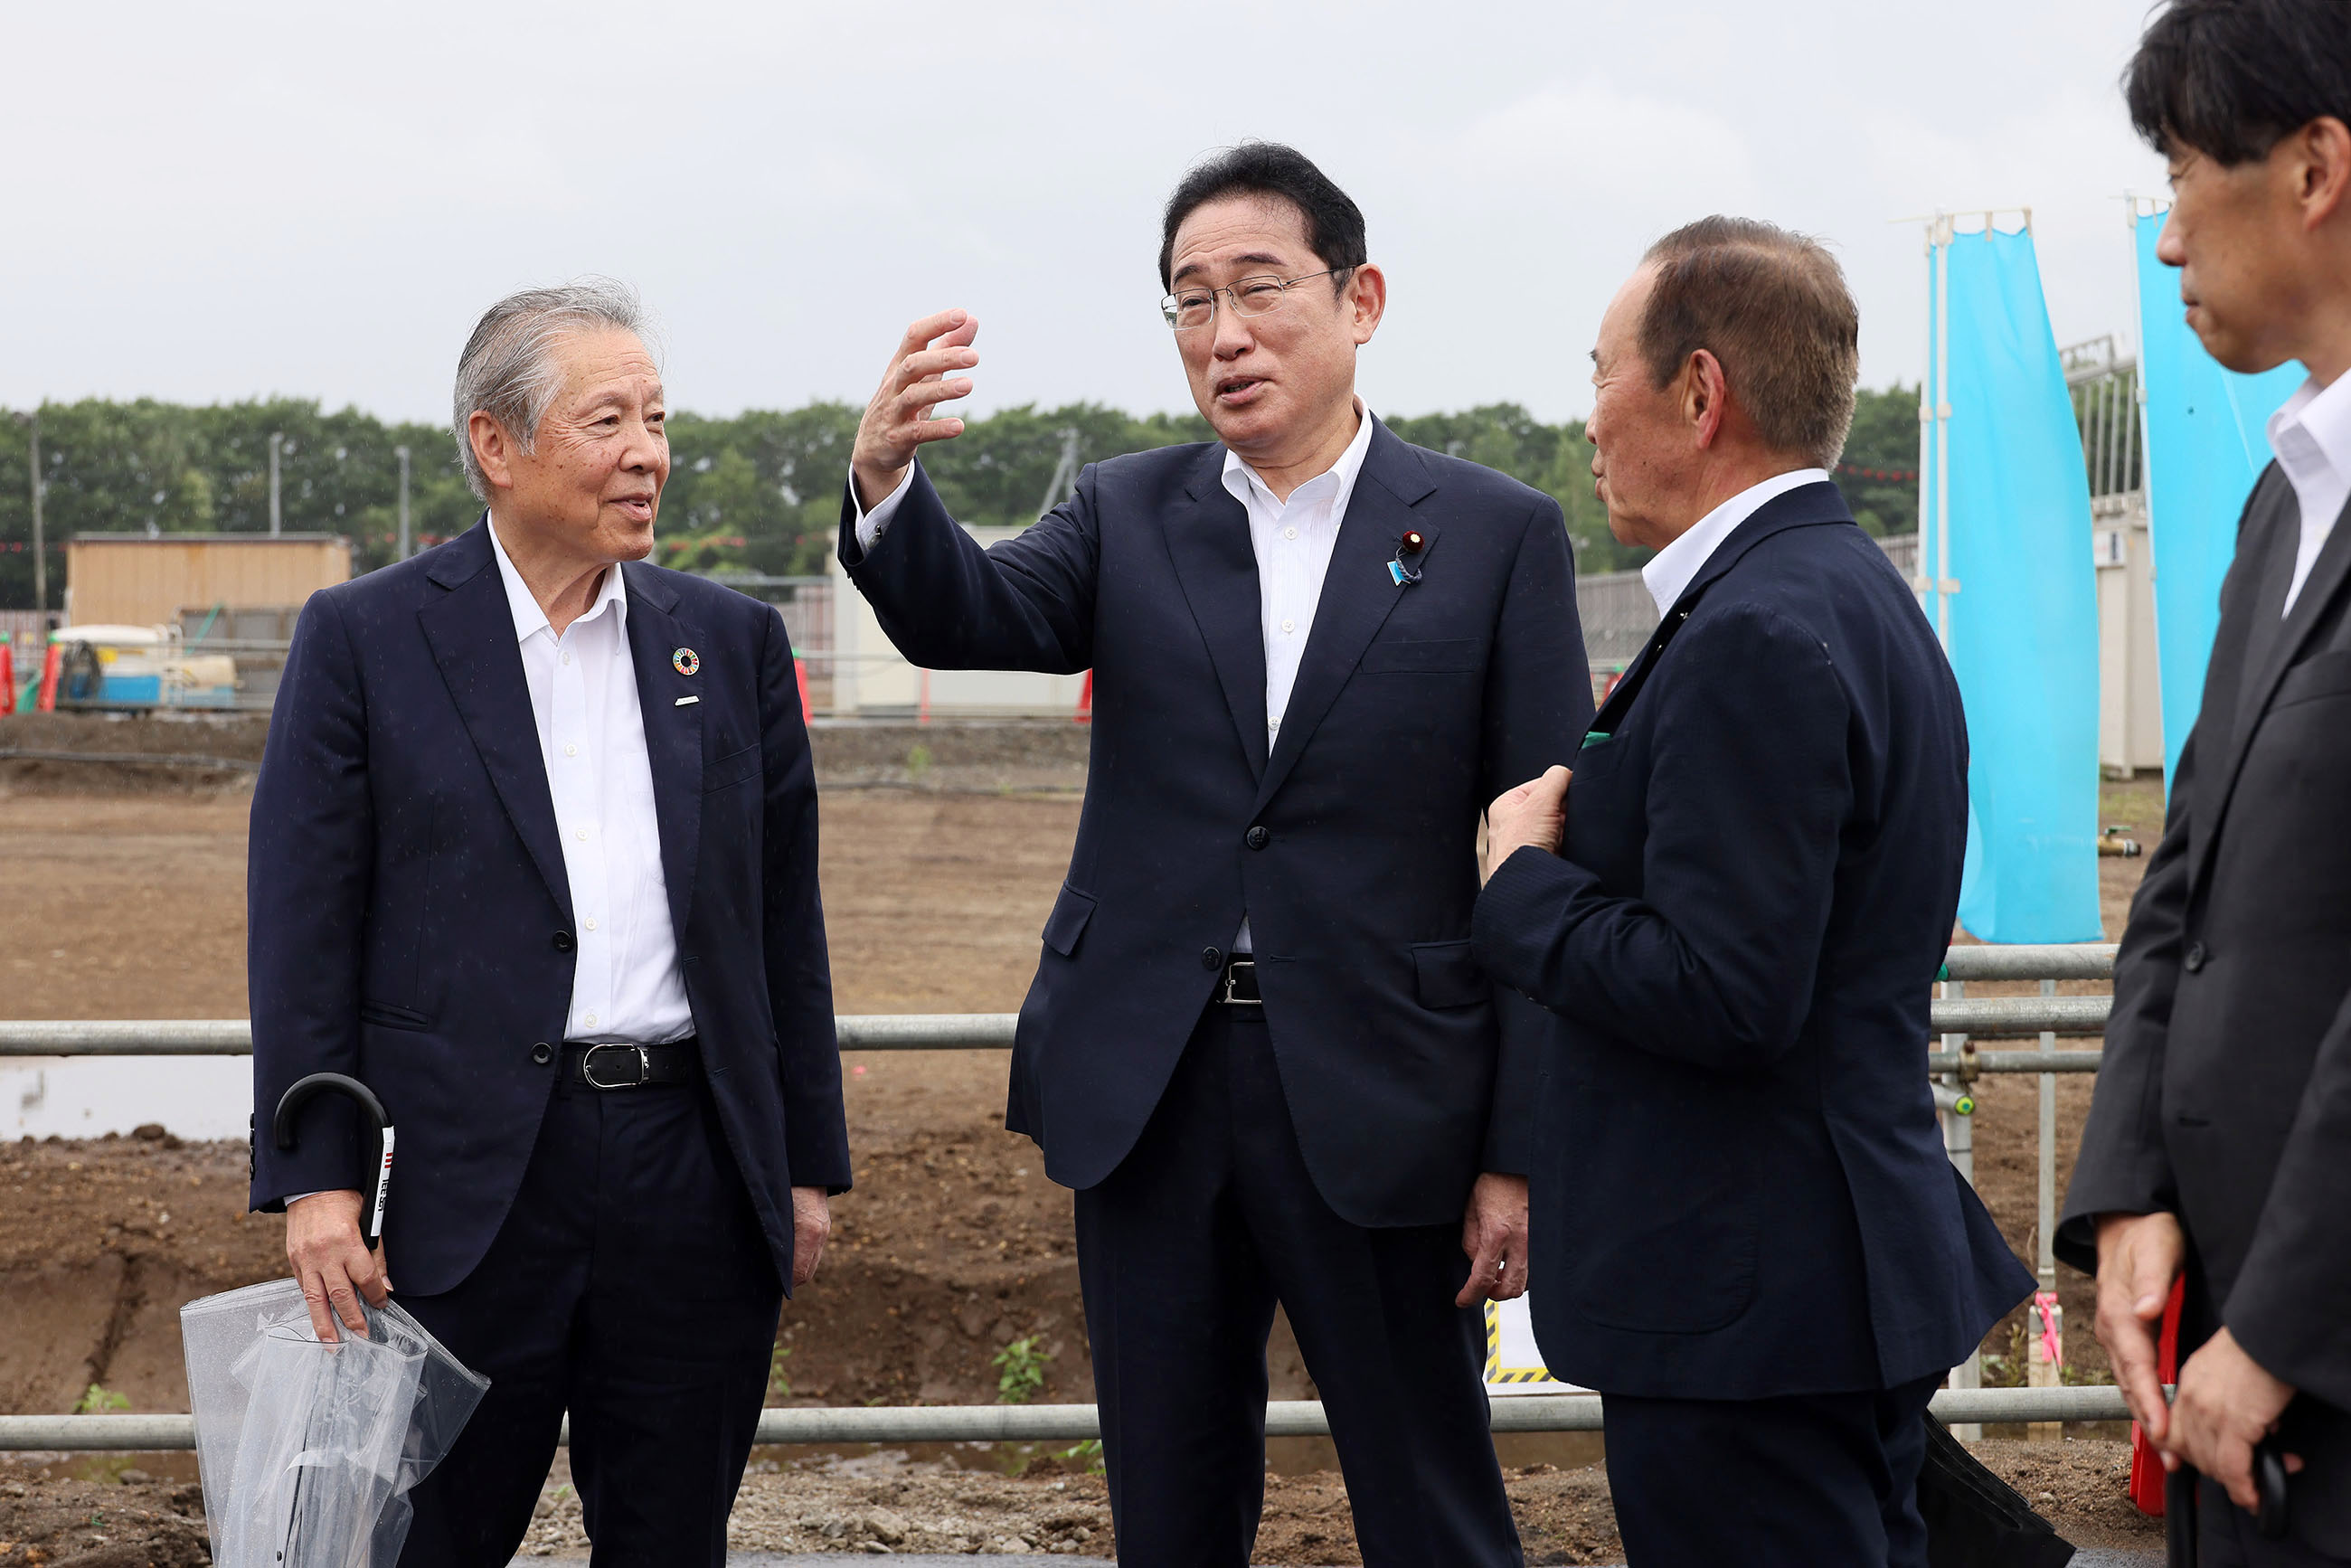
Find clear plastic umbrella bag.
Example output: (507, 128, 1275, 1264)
(182, 1279, 489, 1568)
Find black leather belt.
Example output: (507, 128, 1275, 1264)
(1219, 958, 1262, 1006)
(562, 1039, 698, 1090)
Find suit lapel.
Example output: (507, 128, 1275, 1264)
(418, 522, 572, 922)
(1251, 427, 1433, 817)
(621, 563, 704, 943)
(2195, 482, 2351, 889)
(1588, 481, 1854, 738)
(1165, 448, 1271, 779)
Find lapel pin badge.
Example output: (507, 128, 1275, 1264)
(672, 647, 700, 676)
(1388, 530, 1426, 587)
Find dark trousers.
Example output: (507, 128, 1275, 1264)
(1072, 1001, 1522, 1568)
(1601, 1373, 1940, 1567)
(393, 1059, 781, 1568)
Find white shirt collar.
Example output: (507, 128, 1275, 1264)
(2268, 372, 2351, 518)
(1220, 401, 1377, 517)
(1640, 468, 1833, 616)
(485, 512, 629, 643)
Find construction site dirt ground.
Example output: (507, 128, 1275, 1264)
(0, 724, 2167, 1561)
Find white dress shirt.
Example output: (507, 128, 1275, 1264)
(488, 516, 694, 1044)
(1641, 468, 1834, 617)
(852, 406, 1380, 954)
(2266, 372, 2351, 618)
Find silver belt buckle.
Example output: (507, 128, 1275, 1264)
(1222, 959, 1262, 1006)
(580, 1042, 650, 1090)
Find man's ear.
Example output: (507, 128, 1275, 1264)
(2295, 115, 2351, 231)
(468, 411, 517, 494)
(1347, 263, 1388, 345)
(1684, 350, 1730, 449)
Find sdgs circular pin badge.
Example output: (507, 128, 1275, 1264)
(672, 647, 701, 676)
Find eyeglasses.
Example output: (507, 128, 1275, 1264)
(1160, 269, 1348, 331)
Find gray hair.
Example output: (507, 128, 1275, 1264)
(451, 278, 655, 500)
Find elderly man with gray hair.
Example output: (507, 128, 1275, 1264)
(248, 279, 847, 1564)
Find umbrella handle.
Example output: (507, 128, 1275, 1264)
(2254, 1438, 2291, 1541)
(273, 1072, 395, 1248)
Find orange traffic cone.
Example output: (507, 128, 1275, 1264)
(35, 642, 61, 713)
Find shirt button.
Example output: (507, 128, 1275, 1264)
(531, 1042, 553, 1066)
(562, 650, 571, 666)
(1281, 619, 1296, 634)
(575, 828, 589, 842)
(583, 1011, 599, 1028)
(1201, 947, 1224, 971)
(1246, 826, 1270, 850)
(1284, 526, 1298, 540)
(564, 743, 577, 758)
(552, 930, 576, 953)
(584, 917, 599, 931)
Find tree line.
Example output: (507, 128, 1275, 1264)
(0, 392, 1921, 610)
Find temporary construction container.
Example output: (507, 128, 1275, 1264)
(64, 534, 350, 630)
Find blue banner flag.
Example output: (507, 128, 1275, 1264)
(2133, 208, 2304, 785)
(1930, 223, 2102, 942)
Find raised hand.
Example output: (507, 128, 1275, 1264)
(851, 308, 981, 510)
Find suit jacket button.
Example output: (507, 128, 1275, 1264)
(2184, 941, 2207, 973)
(1245, 826, 1270, 850)
(1202, 947, 1223, 971)
(552, 930, 576, 954)
(531, 1042, 553, 1066)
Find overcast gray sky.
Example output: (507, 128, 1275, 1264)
(4, 0, 2169, 429)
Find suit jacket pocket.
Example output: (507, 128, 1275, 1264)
(2271, 648, 2351, 712)
(359, 999, 435, 1033)
(1412, 940, 1488, 1009)
(1361, 638, 1480, 674)
(1042, 883, 1097, 958)
(704, 742, 762, 794)
(1563, 1072, 1759, 1333)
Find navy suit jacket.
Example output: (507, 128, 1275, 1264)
(840, 420, 1592, 1226)
(1474, 482, 2031, 1398)
(247, 519, 850, 1297)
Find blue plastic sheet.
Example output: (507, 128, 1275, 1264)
(1932, 225, 2103, 942)
(2133, 209, 2304, 785)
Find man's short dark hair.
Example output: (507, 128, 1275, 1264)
(2126, 0, 2351, 165)
(1638, 217, 1860, 471)
(1158, 142, 1367, 290)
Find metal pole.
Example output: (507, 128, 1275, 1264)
(27, 411, 45, 620)
(395, 446, 411, 560)
(269, 432, 282, 537)
(2032, 976, 2063, 1439)
(1940, 971, 1982, 1438)
(1933, 219, 1953, 649)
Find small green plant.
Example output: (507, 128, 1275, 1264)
(768, 1344, 794, 1400)
(906, 743, 933, 780)
(1061, 1437, 1107, 1475)
(993, 1336, 1053, 1404)
(72, 1384, 130, 1414)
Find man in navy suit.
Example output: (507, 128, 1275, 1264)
(249, 281, 848, 1566)
(839, 143, 1591, 1567)
(1478, 220, 2031, 1566)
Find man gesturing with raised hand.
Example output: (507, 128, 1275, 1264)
(840, 143, 1590, 1568)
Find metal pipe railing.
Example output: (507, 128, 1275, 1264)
(0, 1385, 2132, 1451)
(1940, 944, 2114, 981)
(0, 998, 2110, 1058)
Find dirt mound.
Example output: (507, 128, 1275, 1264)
(0, 1475, 212, 1567)
(0, 714, 265, 798)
